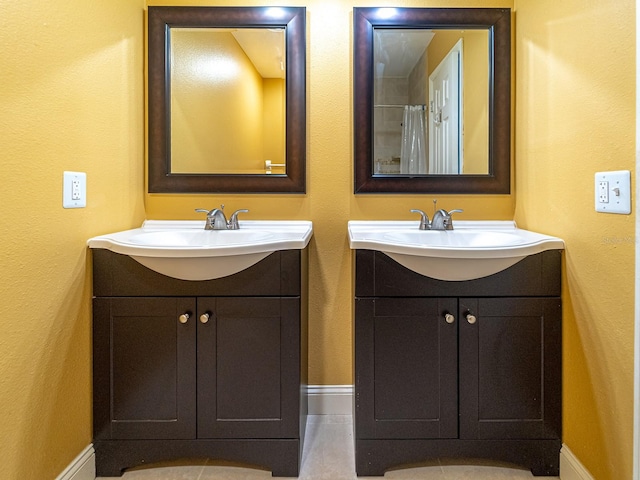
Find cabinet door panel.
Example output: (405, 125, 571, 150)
(93, 297, 197, 440)
(459, 297, 561, 440)
(355, 297, 458, 439)
(197, 297, 300, 439)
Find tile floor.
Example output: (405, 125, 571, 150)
(97, 415, 560, 480)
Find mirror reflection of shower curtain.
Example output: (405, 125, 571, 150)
(400, 105, 427, 174)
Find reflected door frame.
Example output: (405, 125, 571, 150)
(428, 39, 463, 175)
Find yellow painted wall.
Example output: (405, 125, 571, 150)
(0, 0, 145, 478)
(428, 30, 490, 174)
(171, 30, 265, 173)
(514, 1, 635, 478)
(462, 30, 491, 174)
(263, 78, 286, 170)
(4, 1, 631, 478)
(146, 0, 515, 386)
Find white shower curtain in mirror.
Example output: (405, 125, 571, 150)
(400, 105, 427, 174)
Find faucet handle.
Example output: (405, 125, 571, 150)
(195, 208, 217, 229)
(196, 205, 225, 214)
(228, 209, 249, 230)
(443, 209, 463, 230)
(410, 209, 430, 230)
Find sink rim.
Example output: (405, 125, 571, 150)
(87, 220, 313, 258)
(348, 220, 564, 281)
(348, 220, 565, 259)
(87, 220, 313, 281)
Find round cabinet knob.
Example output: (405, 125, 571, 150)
(178, 313, 190, 324)
(466, 313, 477, 325)
(200, 313, 210, 324)
(444, 313, 455, 324)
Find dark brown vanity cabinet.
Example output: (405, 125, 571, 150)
(354, 250, 562, 476)
(92, 249, 308, 477)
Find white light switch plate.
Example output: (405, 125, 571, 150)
(595, 170, 631, 214)
(63, 171, 86, 208)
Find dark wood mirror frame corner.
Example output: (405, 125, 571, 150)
(353, 7, 511, 195)
(148, 6, 306, 194)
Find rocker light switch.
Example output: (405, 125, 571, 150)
(595, 170, 631, 214)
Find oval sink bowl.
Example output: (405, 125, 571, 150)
(88, 220, 313, 281)
(348, 220, 564, 281)
(383, 230, 525, 248)
(127, 229, 274, 248)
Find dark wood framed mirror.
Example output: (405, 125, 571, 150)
(148, 6, 306, 193)
(353, 7, 511, 194)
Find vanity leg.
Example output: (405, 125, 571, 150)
(530, 447, 561, 476)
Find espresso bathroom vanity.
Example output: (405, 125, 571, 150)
(353, 249, 562, 476)
(91, 248, 308, 477)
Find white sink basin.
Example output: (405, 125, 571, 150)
(127, 229, 274, 248)
(348, 220, 564, 281)
(383, 230, 525, 248)
(88, 220, 313, 281)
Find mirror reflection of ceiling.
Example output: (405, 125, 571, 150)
(230, 29, 285, 79)
(374, 30, 435, 77)
(372, 28, 489, 176)
(170, 28, 286, 175)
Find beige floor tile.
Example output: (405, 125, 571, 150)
(297, 415, 355, 480)
(198, 463, 272, 480)
(98, 464, 204, 479)
(439, 458, 560, 480)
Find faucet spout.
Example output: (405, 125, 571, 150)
(431, 208, 464, 230)
(430, 209, 449, 230)
(195, 205, 228, 230)
(209, 208, 228, 230)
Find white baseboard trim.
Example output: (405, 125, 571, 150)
(307, 384, 353, 415)
(56, 444, 95, 480)
(560, 444, 594, 480)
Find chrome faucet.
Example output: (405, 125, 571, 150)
(431, 209, 463, 230)
(410, 203, 463, 230)
(196, 205, 249, 230)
